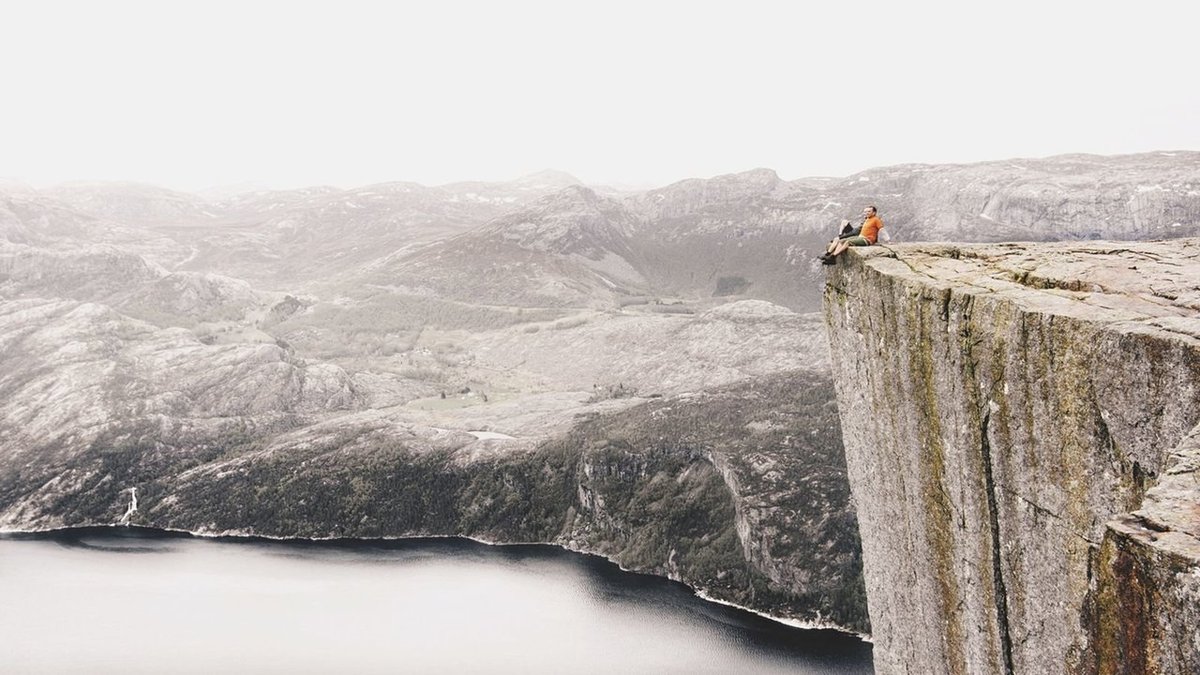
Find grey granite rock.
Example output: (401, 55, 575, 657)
(1092, 423, 1200, 675)
(823, 239, 1200, 674)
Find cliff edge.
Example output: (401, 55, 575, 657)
(823, 239, 1200, 674)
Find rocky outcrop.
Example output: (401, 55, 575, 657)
(824, 239, 1200, 674)
(1092, 424, 1200, 675)
(0, 298, 357, 454)
(0, 243, 165, 301)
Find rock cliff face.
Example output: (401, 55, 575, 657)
(823, 239, 1200, 674)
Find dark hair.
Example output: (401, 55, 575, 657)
(867, 205, 877, 213)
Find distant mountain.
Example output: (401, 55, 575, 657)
(477, 185, 636, 256)
(618, 168, 829, 310)
(44, 182, 215, 228)
(370, 186, 649, 307)
(5, 153, 1197, 303)
(0, 173, 592, 288)
(822, 151, 1200, 242)
(628, 167, 789, 224)
(608, 153, 1200, 309)
(453, 168, 582, 194)
(0, 244, 164, 301)
(0, 194, 105, 246)
(185, 173, 590, 285)
(292, 154, 1200, 311)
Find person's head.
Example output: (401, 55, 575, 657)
(863, 205, 877, 217)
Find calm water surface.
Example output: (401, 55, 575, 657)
(0, 528, 871, 674)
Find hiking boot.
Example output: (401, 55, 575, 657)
(821, 255, 837, 265)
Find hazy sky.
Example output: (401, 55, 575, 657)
(2, 1, 1197, 191)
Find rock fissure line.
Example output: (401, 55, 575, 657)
(980, 409, 1015, 675)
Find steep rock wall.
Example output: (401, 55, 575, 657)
(823, 240, 1200, 674)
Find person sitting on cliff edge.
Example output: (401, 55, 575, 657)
(820, 205, 883, 264)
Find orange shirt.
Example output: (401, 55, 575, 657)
(861, 215, 883, 244)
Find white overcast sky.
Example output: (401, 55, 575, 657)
(1, 1, 1197, 191)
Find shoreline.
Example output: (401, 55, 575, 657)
(1, 522, 870, 642)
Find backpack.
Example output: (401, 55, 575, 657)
(838, 219, 863, 239)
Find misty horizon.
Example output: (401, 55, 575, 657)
(4, 148, 1197, 197)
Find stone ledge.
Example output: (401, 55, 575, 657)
(1130, 422, 1200, 552)
(851, 239, 1200, 331)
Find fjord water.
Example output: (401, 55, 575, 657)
(0, 529, 871, 674)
